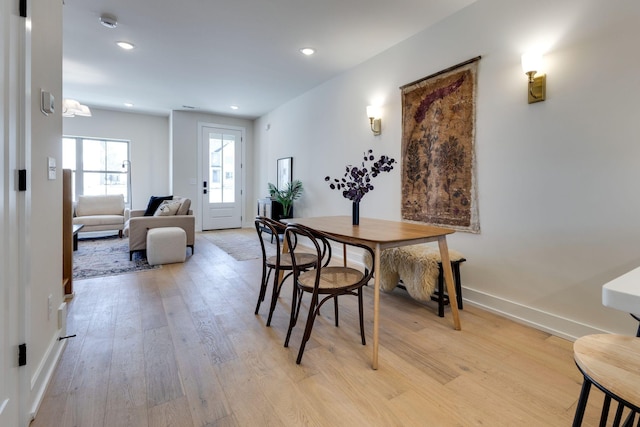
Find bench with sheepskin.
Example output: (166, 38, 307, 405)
(364, 244, 465, 317)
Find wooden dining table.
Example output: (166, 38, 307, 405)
(283, 215, 461, 369)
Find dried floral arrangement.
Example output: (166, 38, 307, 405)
(325, 149, 395, 203)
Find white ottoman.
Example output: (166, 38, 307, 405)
(146, 227, 186, 266)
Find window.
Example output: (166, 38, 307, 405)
(62, 137, 130, 204)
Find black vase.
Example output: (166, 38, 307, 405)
(352, 201, 359, 226)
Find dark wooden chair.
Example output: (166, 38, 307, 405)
(283, 223, 375, 364)
(254, 216, 319, 326)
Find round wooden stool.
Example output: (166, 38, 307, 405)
(572, 334, 640, 426)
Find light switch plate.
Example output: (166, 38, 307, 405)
(48, 157, 56, 180)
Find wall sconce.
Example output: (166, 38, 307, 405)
(366, 105, 381, 135)
(62, 98, 92, 117)
(521, 53, 546, 104)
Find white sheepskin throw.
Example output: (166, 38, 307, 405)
(363, 245, 465, 302)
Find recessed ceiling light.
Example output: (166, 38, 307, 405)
(230, 105, 239, 110)
(300, 47, 315, 56)
(124, 102, 134, 108)
(116, 41, 135, 50)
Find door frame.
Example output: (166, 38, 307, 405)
(196, 122, 246, 232)
(1, 0, 29, 424)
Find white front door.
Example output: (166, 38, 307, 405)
(1, 0, 23, 424)
(201, 126, 243, 230)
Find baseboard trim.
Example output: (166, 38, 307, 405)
(293, 243, 611, 341)
(462, 287, 614, 341)
(28, 330, 67, 422)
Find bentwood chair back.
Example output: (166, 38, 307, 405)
(283, 223, 375, 364)
(254, 216, 318, 326)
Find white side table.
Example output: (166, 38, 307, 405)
(602, 266, 640, 337)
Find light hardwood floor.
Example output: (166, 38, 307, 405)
(32, 231, 608, 426)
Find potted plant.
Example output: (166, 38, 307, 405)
(268, 179, 303, 218)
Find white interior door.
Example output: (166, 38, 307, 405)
(201, 126, 243, 230)
(0, 121, 18, 427)
(1, 0, 22, 424)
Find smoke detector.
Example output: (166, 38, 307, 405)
(99, 13, 118, 29)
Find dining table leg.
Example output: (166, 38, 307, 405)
(372, 243, 382, 369)
(343, 244, 347, 267)
(438, 236, 461, 330)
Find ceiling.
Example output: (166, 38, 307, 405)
(62, 0, 475, 118)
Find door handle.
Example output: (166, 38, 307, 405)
(203, 181, 207, 194)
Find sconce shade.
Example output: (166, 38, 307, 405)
(366, 105, 381, 135)
(366, 105, 379, 119)
(521, 52, 546, 103)
(521, 52, 542, 74)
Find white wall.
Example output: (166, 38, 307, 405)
(254, 0, 640, 339)
(170, 110, 255, 230)
(28, 0, 65, 419)
(63, 108, 170, 210)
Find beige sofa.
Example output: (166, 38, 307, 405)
(73, 194, 127, 237)
(124, 196, 195, 260)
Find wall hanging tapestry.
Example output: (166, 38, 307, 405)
(400, 56, 481, 233)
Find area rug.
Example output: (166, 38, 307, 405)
(202, 228, 276, 261)
(73, 235, 159, 280)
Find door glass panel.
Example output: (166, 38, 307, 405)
(209, 133, 222, 203)
(222, 135, 235, 203)
(208, 133, 236, 204)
